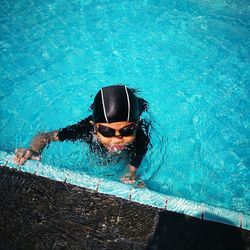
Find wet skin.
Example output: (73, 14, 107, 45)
(14, 121, 143, 185)
(94, 121, 136, 153)
(94, 121, 138, 184)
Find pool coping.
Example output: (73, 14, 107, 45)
(0, 150, 249, 230)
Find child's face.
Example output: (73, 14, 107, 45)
(95, 121, 137, 153)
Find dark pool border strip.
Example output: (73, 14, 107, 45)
(1, 165, 250, 249)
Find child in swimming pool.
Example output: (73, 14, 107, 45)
(14, 85, 150, 184)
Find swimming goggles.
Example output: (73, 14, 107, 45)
(95, 123, 138, 138)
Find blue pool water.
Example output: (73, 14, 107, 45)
(0, 0, 250, 220)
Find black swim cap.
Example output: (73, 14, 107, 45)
(92, 85, 140, 123)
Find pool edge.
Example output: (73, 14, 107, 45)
(0, 149, 249, 230)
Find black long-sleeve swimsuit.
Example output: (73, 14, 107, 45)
(57, 116, 150, 168)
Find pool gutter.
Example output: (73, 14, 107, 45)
(0, 149, 249, 231)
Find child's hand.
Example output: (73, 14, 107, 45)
(14, 148, 41, 165)
(120, 173, 136, 184)
(120, 174, 146, 188)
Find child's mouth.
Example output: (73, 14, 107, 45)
(107, 145, 125, 153)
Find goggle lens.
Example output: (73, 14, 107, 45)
(96, 124, 138, 138)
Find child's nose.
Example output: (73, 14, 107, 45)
(114, 130, 123, 138)
(112, 134, 123, 141)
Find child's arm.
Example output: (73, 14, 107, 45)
(14, 131, 59, 165)
(121, 121, 150, 185)
(14, 116, 93, 165)
(121, 164, 137, 184)
(121, 165, 145, 188)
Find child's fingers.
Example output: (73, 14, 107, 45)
(31, 155, 41, 161)
(120, 177, 136, 184)
(126, 180, 136, 184)
(13, 156, 25, 165)
(19, 158, 27, 165)
(14, 150, 23, 164)
(15, 148, 25, 159)
(14, 148, 32, 165)
(16, 148, 31, 160)
(13, 156, 19, 164)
